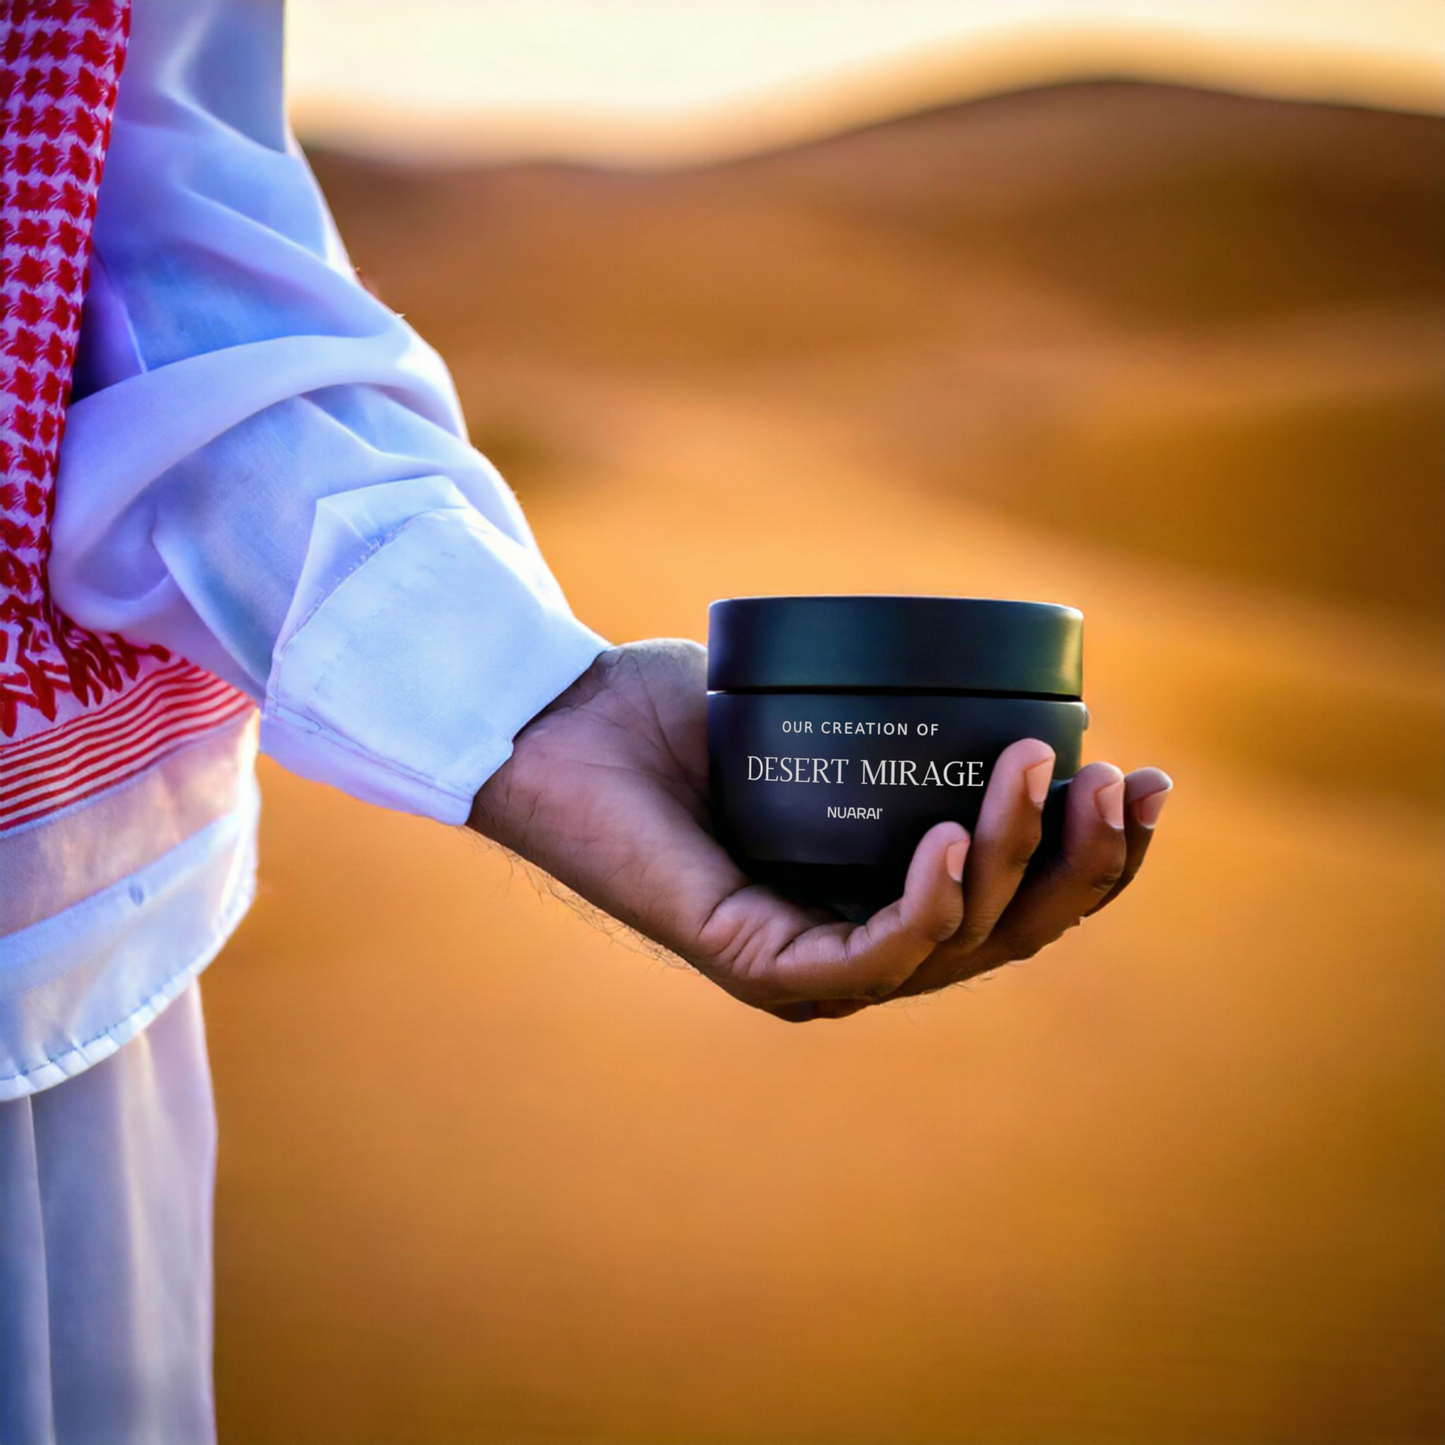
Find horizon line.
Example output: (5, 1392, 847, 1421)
(287, 11, 1444, 169)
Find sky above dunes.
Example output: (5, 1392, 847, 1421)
(286, 0, 1444, 164)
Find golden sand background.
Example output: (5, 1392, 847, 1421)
(206, 84, 1445, 1443)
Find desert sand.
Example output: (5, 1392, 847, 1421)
(206, 83, 1444, 1443)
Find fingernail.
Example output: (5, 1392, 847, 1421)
(1023, 759, 1053, 808)
(1133, 786, 1171, 828)
(1096, 777, 1126, 830)
(945, 840, 968, 882)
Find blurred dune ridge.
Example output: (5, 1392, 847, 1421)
(285, 0, 1445, 165)
(208, 81, 1445, 1444)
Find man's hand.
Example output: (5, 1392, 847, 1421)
(469, 641, 1171, 1021)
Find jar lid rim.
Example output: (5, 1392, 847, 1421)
(706, 595, 1083, 696)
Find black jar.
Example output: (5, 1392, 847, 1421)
(707, 595, 1087, 918)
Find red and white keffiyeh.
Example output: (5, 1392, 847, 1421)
(0, 0, 250, 833)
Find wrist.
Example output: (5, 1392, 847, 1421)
(467, 645, 624, 840)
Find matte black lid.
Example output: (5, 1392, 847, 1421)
(707, 595, 1082, 696)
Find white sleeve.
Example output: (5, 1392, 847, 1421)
(49, 0, 607, 823)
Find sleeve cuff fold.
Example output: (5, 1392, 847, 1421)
(259, 497, 607, 824)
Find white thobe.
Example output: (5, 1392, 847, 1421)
(0, 2, 607, 1439)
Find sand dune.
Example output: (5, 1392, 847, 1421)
(312, 81, 1445, 617)
(207, 83, 1444, 1443)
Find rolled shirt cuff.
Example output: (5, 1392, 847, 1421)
(260, 481, 608, 824)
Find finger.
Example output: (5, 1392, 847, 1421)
(981, 761, 1129, 965)
(884, 739, 1053, 998)
(955, 738, 1055, 950)
(769, 820, 968, 1004)
(1085, 768, 1172, 915)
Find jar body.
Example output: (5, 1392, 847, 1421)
(708, 690, 1087, 917)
